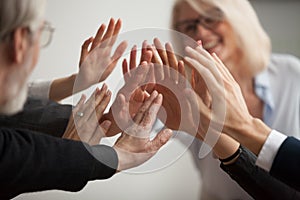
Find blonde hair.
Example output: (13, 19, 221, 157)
(0, 0, 46, 42)
(171, 0, 271, 75)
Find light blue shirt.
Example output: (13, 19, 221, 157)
(256, 54, 300, 172)
(261, 54, 300, 137)
(254, 67, 275, 127)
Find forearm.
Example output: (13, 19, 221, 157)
(49, 73, 77, 102)
(220, 146, 300, 199)
(227, 118, 272, 156)
(212, 134, 240, 161)
(0, 128, 117, 199)
(0, 98, 72, 137)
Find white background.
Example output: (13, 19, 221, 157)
(15, 1, 300, 200)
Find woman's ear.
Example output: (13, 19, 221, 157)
(11, 27, 30, 64)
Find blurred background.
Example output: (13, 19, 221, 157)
(15, 0, 300, 200)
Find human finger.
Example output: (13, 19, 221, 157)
(185, 46, 222, 84)
(95, 89, 112, 121)
(120, 63, 149, 100)
(88, 120, 112, 145)
(100, 18, 115, 46)
(212, 53, 235, 82)
(132, 90, 158, 125)
(110, 40, 128, 66)
(178, 60, 187, 86)
(82, 85, 107, 124)
(184, 56, 221, 95)
(108, 18, 122, 47)
(140, 40, 150, 64)
(147, 44, 163, 65)
(154, 38, 169, 66)
(165, 42, 179, 82)
(90, 24, 106, 50)
(122, 59, 131, 82)
(145, 129, 172, 153)
(130, 45, 137, 70)
(139, 93, 163, 131)
(72, 94, 87, 120)
(79, 37, 93, 66)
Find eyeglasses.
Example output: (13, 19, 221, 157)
(175, 9, 223, 37)
(40, 21, 55, 48)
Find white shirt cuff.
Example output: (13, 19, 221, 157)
(256, 130, 287, 172)
(28, 80, 53, 99)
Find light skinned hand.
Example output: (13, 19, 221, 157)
(113, 90, 173, 171)
(63, 84, 112, 145)
(74, 18, 128, 93)
(145, 38, 199, 137)
(184, 45, 271, 155)
(103, 42, 153, 136)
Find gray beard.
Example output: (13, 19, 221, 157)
(0, 84, 28, 115)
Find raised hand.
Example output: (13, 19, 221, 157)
(104, 61, 152, 137)
(184, 45, 271, 154)
(102, 42, 153, 136)
(63, 84, 112, 145)
(146, 38, 199, 137)
(74, 18, 128, 93)
(113, 91, 173, 171)
(122, 43, 153, 103)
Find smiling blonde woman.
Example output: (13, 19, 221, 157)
(170, 0, 300, 199)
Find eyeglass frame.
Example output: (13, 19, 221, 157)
(39, 21, 55, 48)
(0, 21, 55, 48)
(175, 9, 224, 36)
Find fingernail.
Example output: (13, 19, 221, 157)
(81, 94, 86, 101)
(184, 56, 190, 61)
(152, 90, 158, 97)
(95, 87, 100, 95)
(166, 42, 172, 50)
(101, 120, 112, 130)
(102, 83, 107, 91)
(197, 40, 202, 46)
(185, 46, 192, 53)
(157, 93, 163, 101)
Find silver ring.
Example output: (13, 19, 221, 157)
(76, 111, 84, 117)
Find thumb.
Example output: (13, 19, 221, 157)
(100, 120, 112, 134)
(147, 129, 173, 153)
(88, 120, 112, 145)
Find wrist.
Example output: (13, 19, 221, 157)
(213, 134, 240, 161)
(237, 118, 272, 155)
(219, 144, 242, 165)
(113, 145, 134, 172)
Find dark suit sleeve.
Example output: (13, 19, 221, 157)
(220, 146, 300, 199)
(270, 137, 300, 191)
(0, 98, 72, 137)
(0, 128, 118, 199)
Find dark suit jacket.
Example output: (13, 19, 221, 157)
(0, 97, 72, 137)
(270, 137, 300, 192)
(0, 128, 118, 199)
(221, 146, 300, 199)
